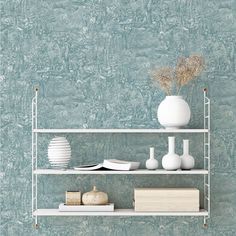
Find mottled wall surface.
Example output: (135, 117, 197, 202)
(1, 0, 236, 235)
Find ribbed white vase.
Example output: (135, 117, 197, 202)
(162, 137, 181, 171)
(48, 137, 71, 169)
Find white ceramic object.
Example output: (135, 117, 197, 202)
(59, 203, 114, 212)
(162, 137, 181, 170)
(48, 154, 71, 158)
(180, 140, 195, 170)
(157, 96, 191, 129)
(146, 147, 158, 170)
(48, 137, 71, 169)
(82, 186, 108, 205)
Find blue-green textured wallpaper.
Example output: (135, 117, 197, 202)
(1, 0, 236, 235)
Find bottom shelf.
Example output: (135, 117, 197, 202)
(33, 209, 208, 216)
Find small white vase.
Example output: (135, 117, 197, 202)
(162, 137, 181, 170)
(180, 140, 195, 170)
(157, 96, 191, 129)
(146, 147, 158, 170)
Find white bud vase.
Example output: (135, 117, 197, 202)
(162, 137, 181, 170)
(180, 140, 195, 170)
(146, 147, 158, 170)
(157, 96, 191, 129)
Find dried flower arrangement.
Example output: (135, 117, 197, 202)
(150, 55, 204, 95)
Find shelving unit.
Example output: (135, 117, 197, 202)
(32, 88, 210, 228)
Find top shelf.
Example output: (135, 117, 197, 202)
(33, 129, 208, 134)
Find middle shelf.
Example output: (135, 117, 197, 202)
(34, 169, 208, 175)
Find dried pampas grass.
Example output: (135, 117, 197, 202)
(150, 67, 174, 95)
(150, 54, 204, 95)
(176, 55, 204, 88)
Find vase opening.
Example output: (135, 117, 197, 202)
(165, 96, 183, 99)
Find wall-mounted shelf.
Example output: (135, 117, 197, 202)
(33, 128, 208, 133)
(31, 88, 211, 228)
(33, 209, 208, 216)
(34, 169, 208, 175)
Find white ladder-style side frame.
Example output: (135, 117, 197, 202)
(32, 88, 38, 228)
(31, 88, 211, 228)
(203, 88, 211, 227)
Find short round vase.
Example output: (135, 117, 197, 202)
(146, 158, 158, 170)
(157, 96, 191, 129)
(82, 186, 108, 205)
(162, 137, 181, 171)
(180, 140, 195, 170)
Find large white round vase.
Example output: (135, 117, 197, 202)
(157, 96, 191, 129)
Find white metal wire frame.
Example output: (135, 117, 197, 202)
(203, 89, 211, 226)
(32, 88, 38, 228)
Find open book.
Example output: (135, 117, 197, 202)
(74, 159, 140, 171)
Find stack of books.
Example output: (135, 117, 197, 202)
(134, 188, 200, 212)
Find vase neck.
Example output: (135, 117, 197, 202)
(183, 140, 189, 155)
(150, 147, 154, 159)
(168, 137, 175, 154)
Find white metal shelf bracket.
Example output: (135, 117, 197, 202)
(203, 88, 210, 227)
(32, 87, 39, 229)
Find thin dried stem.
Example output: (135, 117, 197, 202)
(175, 55, 204, 92)
(150, 67, 174, 95)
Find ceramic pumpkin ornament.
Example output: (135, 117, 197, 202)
(82, 186, 108, 205)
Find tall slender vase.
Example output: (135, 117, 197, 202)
(180, 140, 195, 170)
(162, 137, 181, 170)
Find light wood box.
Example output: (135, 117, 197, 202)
(134, 188, 199, 212)
(65, 191, 81, 205)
